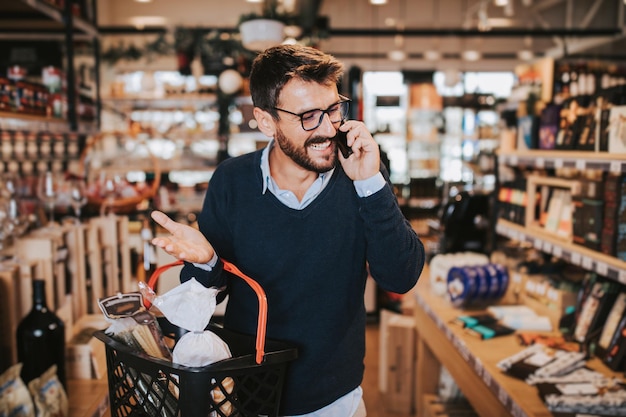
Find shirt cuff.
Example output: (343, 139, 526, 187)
(354, 172, 386, 197)
(192, 252, 219, 271)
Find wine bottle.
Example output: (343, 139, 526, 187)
(16, 279, 66, 388)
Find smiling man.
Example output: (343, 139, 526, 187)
(150, 44, 425, 417)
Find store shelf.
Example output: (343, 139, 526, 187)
(496, 219, 626, 285)
(0, 111, 97, 134)
(414, 274, 624, 417)
(498, 150, 626, 173)
(102, 95, 219, 110)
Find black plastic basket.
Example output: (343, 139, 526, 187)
(95, 260, 298, 417)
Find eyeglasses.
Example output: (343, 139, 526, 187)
(273, 96, 351, 131)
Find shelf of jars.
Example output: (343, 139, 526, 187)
(498, 150, 626, 174)
(496, 219, 626, 286)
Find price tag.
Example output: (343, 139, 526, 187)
(509, 155, 518, 166)
(570, 252, 582, 265)
(554, 159, 564, 169)
(581, 256, 593, 270)
(596, 262, 608, 276)
(552, 246, 563, 258)
(619, 270, 626, 285)
(536, 158, 545, 169)
(575, 159, 586, 170)
(534, 239, 543, 250)
(543, 241, 553, 254)
(610, 161, 622, 174)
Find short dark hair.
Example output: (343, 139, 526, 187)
(249, 44, 345, 118)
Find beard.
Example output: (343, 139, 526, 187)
(274, 126, 338, 173)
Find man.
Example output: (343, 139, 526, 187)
(151, 44, 425, 416)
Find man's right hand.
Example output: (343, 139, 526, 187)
(150, 210, 215, 264)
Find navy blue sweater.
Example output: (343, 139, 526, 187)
(180, 150, 425, 415)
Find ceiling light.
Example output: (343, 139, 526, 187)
(134, 0, 153, 3)
(462, 50, 482, 61)
(370, 0, 388, 5)
(494, 0, 509, 6)
(246, 0, 263, 3)
(129, 16, 167, 29)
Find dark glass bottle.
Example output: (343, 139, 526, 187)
(16, 279, 66, 388)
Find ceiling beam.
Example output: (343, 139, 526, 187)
(95, 25, 621, 38)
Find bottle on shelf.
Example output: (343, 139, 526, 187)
(138, 217, 158, 282)
(16, 279, 66, 388)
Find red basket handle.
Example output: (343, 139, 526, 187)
(146, 259, 268, 365)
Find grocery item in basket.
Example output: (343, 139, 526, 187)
(151, 278, 233, 416)
(27, 365, 68, 417)
(151, 278, 231, 366)
(99, 292, 172, 360)
(0, 363, 35, 417)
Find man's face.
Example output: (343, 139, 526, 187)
(273, 79, 342, 173)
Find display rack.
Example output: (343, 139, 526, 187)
(0, 0, 100, 134)
(496, 149, 626, 285)
(499, 150, 626, 174)
(496, 219, 626, 285)
(413, 277, 623, 417)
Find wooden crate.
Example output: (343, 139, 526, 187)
(0, 263, 20, 372)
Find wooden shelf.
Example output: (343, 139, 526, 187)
(0, 111, 97, 134)
(496, 219, 626, 285)
(413, 275, 624, 417)
(498, 150, 626, 173)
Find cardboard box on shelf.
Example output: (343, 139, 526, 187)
(66, 314, 109, 380)
(522, 274, 579, 330)
(379, 309, 417, 414)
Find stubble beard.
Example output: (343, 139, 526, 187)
(274, 127, 338, 173)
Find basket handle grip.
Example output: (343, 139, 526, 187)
(147, 260, 268, 365)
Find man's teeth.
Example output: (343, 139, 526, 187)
(310, 141, 331, 150)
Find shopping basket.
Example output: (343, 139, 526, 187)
(95, 260, 298, 417)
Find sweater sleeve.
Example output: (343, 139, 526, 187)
(358, 181, 425, 293)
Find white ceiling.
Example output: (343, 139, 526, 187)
(97, 0, 625, 73)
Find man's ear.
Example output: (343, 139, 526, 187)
(253, 107, 276, 138)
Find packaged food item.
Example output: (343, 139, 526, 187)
(98, 292, 171, 360)
(0, 363, 35, 417)
(27, 365, 68, 417)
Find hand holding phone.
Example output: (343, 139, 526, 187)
(334, 123, 353, 159)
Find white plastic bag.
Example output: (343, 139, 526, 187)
(152, 278, 231, 367)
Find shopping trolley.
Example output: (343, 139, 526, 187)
(95, 260, 298, 417)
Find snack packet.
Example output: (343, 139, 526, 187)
(0, 363, 35, 417)
(27, 365, 68, 417)
(99, 292, 171, 360)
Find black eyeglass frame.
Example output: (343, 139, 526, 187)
(273, 95, 351, 131)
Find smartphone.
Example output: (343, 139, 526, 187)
(334, 124, 353, 158)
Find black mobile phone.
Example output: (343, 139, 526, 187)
(334, 124, 353, 158)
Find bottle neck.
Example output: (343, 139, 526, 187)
(32, 280, 49, 311)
